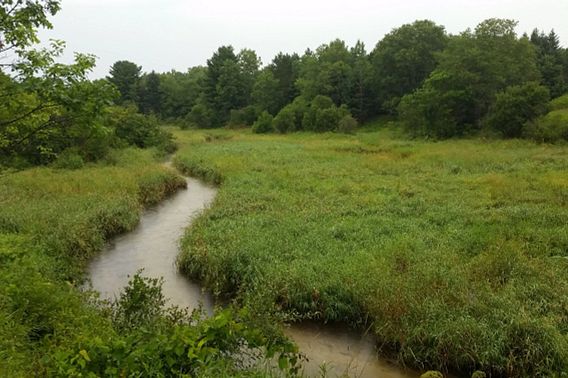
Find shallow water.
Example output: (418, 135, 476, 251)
(88, 175, 417, 378)
(88, 177, 215, 311)
(287, 323, 417, 378)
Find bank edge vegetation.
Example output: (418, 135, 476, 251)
(1, 1, 568, 377)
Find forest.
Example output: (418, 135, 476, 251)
(1, 1, 568, 377)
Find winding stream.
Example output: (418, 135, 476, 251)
(88, 175, 417, 378)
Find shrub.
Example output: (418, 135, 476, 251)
(228, 106, 259, 128)
(524, 109, 568, 143)
(185, 103, 213, 129)
(337, 114, 358, 134)
(549, 93, 568, 111)
(273, 106, 296, 134)
(52, 149, 85, 170)
(484, 82, 550, 138)
(252, 111, 274, 134)
(105, 106, 176, 153)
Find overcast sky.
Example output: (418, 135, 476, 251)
(38, 0, 568, 78)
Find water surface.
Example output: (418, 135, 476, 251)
(88, 175, 417, 378)
(89, 177, 215, 311)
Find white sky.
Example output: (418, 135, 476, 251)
(38, 0, 568, 78)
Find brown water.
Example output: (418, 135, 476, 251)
(287, 323, 417, 378)
(88, 177, 215, 311)
(87, 175, 418, 378)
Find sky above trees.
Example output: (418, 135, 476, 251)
(37, 0, 568, 78)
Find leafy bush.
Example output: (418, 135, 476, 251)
(105, 106, 176, 153)
(549, 93, 568, 111)
(52, 149, 85, 170)
(524, 109, 568, 142)
(54, 273, 301, 377)
(273, 106, 296, 133)
(185, 102, 213, 129)
(228, 106, 258, 128)
(484, 82, 550, 138)
(337, 114, 358, 134)
(252, 111, 274, 134)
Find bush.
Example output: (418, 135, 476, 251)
(228, 106, 259, 128)
(52, 149, 85, 170)
(549, 93, 568, 111)
(185, 103, 213, 129)
(524, 109, 568, 143)
(252, 111, 274, 134)
(484, 82, 550, 138)
(105, 106, 176, 154)
(273, 106, 296, 134)
(337, 114, 358, 134)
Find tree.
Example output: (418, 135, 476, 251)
(484, 82, 550, 137)
(0, 0, 60, 66)
(348, 41, 373, 121)
(296, 40, 353, 106)
(530, 29, 567, 98)
(0, 1, 116, 165)
(370, 20, 448, 113)
(107, 60, 141, 104)
(268, 53, 300, 110)
(399, 19, 540, 138)
(252, 69, 281, 115)
(138, 71, 162, 115)
(159, 67, 206, 120)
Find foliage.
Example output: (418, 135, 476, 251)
(370, 20, 448, 112)
(524, 109, 568, 143)
(185, 101, 213, 129)
(104, 106, 176, 153)
(484, 82, 550, 138)
(530, 29, 567, 98)
(337, 114, 358, 134)
(229, 105, 259, 127)
(1, 43, 117, 165)
(175, 128, 568, 377)
(251, 111, 273, 134)
(107, 60, 141, 104)
(399, 19, 541, 138)
(273, 105, 296, 134)
(549, 93, 568, 111)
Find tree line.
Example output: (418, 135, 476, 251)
(109, 19, 568, 138)
(2, 0, 568, 169)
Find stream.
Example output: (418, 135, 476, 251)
(88, 175, 417, 378)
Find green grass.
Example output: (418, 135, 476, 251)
(174, 128, 568, 377)
(0, 148, 186, 375)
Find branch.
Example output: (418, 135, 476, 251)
(0, 103, 60, 128)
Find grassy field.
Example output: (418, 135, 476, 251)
(0, 148, 186, 375)
(174, 127, 568, 377)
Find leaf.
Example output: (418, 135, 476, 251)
(79, 349, 91, 362)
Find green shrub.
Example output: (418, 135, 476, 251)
(252, 111, 274, 134)
(185, 102, 213, 129)
(337, 114, 358, 134)
(524, 109, 568, 142)
(549, 93, 568, 111)
(105, 106, 176, 153)
(52, 149, 85, 170)
(228, 106, 259, 128)
(273, 106, 296, 133)
(484, 82, 550, 138)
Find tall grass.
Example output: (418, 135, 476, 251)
(0, 148, 186, 374)
(175, 128, 568, 377)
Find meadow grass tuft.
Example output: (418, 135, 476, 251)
(174, 128, 568, 377)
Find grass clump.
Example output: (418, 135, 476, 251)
(174, 128, 568, 377)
